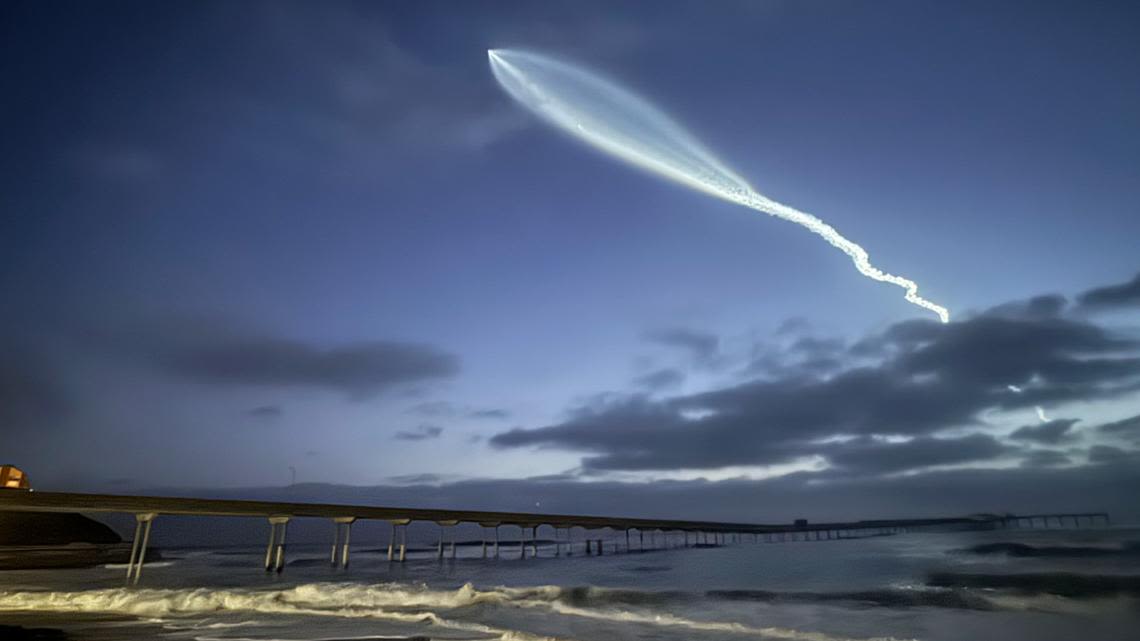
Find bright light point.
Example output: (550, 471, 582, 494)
(1036, 406, 1050, 422)
(487, 48, 950, 323)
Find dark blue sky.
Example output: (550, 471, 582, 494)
(2, 1, 1139, 516)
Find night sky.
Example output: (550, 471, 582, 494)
(3, 1, 1139, 520)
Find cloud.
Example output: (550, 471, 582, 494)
(1009, 418, 1079, 444)
(748, 337, 846, 379)
(1095, 413, 1140, 439)
(775, 317, 812, 336)
(1087, 445, 1138, 465)
(821, 434, 1015, 476)
(1020, 449, 1071, 468)
(246, 405, 283, 420)
(394, 424, 444, 441)
(492, 279, 1140, 475)
(469, 408, 511, 420)
(644, 328, 720, 366)
(407, 401, 458, 418)
(107, 316, 458, 398)
(385, 472, 446, 485)
(790, 336, 846, 357)
(408, 402, 510, 420)
(1076, 272, 1140, 311)
(633, 367, 685, 391)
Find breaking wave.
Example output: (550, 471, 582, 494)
(0, 582, 916, 641)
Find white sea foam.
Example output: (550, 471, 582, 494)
(528, 593, 914, 641)
(0, 582, 905, 641)
(102, 561, 177, 570)
(0, 584, 556, 641)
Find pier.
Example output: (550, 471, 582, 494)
(0, 490, 1109, 583)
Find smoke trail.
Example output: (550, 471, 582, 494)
(488, 49, 950, 323)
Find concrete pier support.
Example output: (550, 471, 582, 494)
(383, 521, 408, 562)
(639, 529, 645, 551)
(626, 529, 632, 552)
(264, 516, 289, 573)
(126, 512, 157, 584)
(330, 517, 355, 569)
(435, 520, 458, 560)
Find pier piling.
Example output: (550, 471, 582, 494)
(126, 512, 157, 584)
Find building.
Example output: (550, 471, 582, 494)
(0, 465, 30, 490)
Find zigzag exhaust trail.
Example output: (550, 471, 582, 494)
(488, 49, 949, 323)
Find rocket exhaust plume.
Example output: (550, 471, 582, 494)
(488, 49, 950, 323)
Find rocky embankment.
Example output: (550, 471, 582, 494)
(0, 511, 151, 570)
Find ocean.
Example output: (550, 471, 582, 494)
(1, 525, 1137, 641)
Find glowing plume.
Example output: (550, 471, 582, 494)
(488, 49, 950, 323)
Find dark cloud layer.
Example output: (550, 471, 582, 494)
(1095, 413, 1140, 439)
(822, 434, 1014, 476)
(108, 317, 458, 398)
(633, 367, 685, 391)
(470, 408, 511, 420)
(1020, 449, 1071, 468)
(1077, 272, 1140, 311)
(394, 425, 444, 441)
(1010, 419, 1079, 444)
(246, 405, 284, 420)
(1088, 444, 1139, 465)
(493, 286, 1140, 475)
(645, 328, 720, 366)
(408, 402, 511, 420)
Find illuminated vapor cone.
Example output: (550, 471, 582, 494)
(488, 48, 949, 323)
